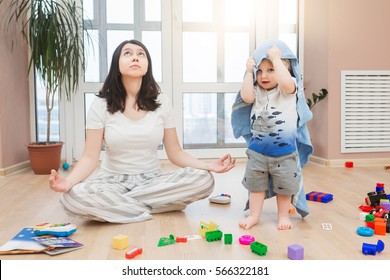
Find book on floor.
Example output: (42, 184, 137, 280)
(0, 227, 83, 255)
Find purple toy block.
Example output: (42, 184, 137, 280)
(288, 244, 304, 260)
(381, 201, 390, 211)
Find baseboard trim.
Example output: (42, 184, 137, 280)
(0, 161, 30, 176)
(309, 156, 390, 167)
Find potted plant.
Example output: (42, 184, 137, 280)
(0, 0, 88, 174)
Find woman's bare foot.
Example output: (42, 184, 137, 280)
(277, 216, 293, 230)
(239, 215, 259, 229)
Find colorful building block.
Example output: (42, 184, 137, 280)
(176, 236, 187, 243)
(112, 234, 129, 250)
(250, 241, 267, 256)
(362, 240, 385, 255)
(306, 191, 333, 203)
(205, 230, 223, 242)
(380, 200, 390, 209)
(224, 233, 232, 245)
(374, 222, 386, 235)
(288, 244, 304, 260)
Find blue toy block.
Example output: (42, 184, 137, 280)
(306, 191, 333, 203)
(288, 244, 304, 260)
(362, 240, 384, 255)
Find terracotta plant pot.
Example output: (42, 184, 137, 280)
(26, 142, 64, 175)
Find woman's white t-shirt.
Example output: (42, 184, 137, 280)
(86, 94, 175, 174)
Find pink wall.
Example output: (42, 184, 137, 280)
(304, 0, 390, 160)
(0, 3, 31, 170)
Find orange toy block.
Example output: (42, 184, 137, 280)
(374, 222, 386, 235)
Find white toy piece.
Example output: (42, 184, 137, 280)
(209, 194, 231, 204)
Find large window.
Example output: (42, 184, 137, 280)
(34, 0, 299, 160)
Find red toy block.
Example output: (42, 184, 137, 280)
(306, 191, 333, 203)
(176, 236, 187, 243)
(345, 161, 354, 168)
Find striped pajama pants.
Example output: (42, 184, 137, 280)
(59, 167, 214, 223)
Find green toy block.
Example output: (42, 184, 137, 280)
(224, 233, 232, 245)
(205, 230, 223, 242)
(250, 241, 267, 256)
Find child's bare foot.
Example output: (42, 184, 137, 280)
(239, 215, 259, 229)
(277, 216, 293, 230)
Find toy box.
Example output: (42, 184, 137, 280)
(306, 191, 333, 203)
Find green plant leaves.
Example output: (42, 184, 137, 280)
(307, 88, 328, 110)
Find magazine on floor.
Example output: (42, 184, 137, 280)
(0, 228, 83, 255)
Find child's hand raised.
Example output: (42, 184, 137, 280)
(267, 45, 282, 61)
(246, 57, 256, 73)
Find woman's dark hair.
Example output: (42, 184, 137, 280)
(97, 39, 161, 113)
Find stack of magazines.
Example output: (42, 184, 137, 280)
(0, 228, 83, 255)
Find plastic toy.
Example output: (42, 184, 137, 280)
(62, 162, 70, 170)
(205, 230, 223, 242)
(33, 223, 77, 237)
(374, 222, 386, 235)
(199, 221, 218, 237)
(224, 233, 232, 245)
(365, 214, 375, 222)
(209, 194, 231, 204)
(376, 183, 385, 193)
(175, 236, 187, 243)
(158, 234, 176, 247)
(250, 241, 267, 256)
(112, 234, 129, 250)
(365, 191, 388, 206)
(345, 161, 354, 168)
(306, 191, 333, 203)
(359, 212, 368, 221)
(239, 235, 255, 245)
(362, 240, 385, 255)
(288, 244, 304, 260)
(382, 202, 390, 211)
(359, 205, 375, 212)
(125, 247, 142, 259)
(322, 223, 332, 230)
(357, 226, 374, 237)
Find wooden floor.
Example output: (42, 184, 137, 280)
(0, 160, 390, 260)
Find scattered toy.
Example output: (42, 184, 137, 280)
(34, 223, 77, 237)
(250, 241, 267, 256)
(321, 223, 332, 230)
(209, 194, 231, 204)
(239, 235, 255, 245)
(224, 233, 232, 245)
(112, 234, 129, 250)
(205, 230, 223, 242)
(306, 191, 333, 203)
(125, 247, 142, 259)
(362, 240, 385, 255)
(288, 244, 304, 260)
(356, 226, 374, 237)
(158, 234, 176, 247)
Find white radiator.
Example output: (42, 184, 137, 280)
(341, 70, 390, 153)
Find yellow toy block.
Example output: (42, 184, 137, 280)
(112, 234, 129, 250)
(199, 221, 218, 237)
